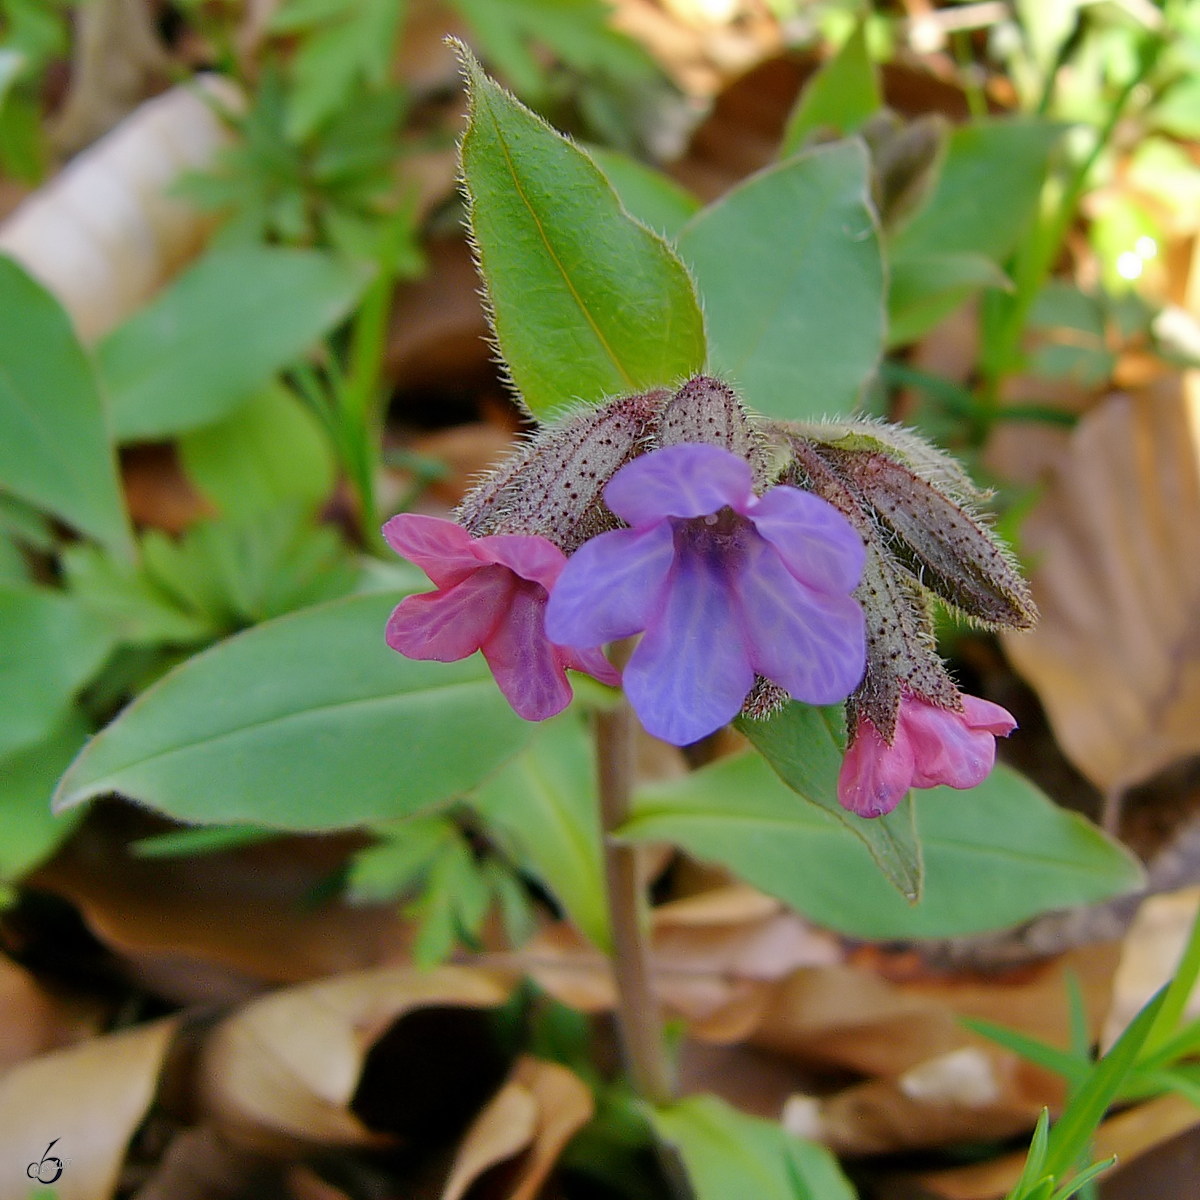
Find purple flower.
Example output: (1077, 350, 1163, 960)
(383, 514, 619, 722)
(544, 444, 867, 745)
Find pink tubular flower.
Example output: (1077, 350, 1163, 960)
(837, 693, 1018, 818)
(544, 443, 867, 746)
(383, 514, 620, 721)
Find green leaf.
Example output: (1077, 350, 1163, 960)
(54, 592, 538, 830)
(625, 754, 1142, 940)
(965, 1017, 1090, 1089)
(736, 703, 922, 903)
(270, 0, 406, 140)
(0, 710, 89, 883)
(470, 714, 608, 950)
(458, 47, 706, 417)
(179, 382, 336, 519)
(587, 145, 701, 241)
(346, 813, 456, 901)
(1041, 988, 1169, 1183)
(131, 825, 282, 858)
(891, 118, 1064, 265)
(99, 247, 371, 441)
(0, 585, 114, 760)
(677, 141, 884, 420)
(651, 1095, 856, 1200)
(0, 257, 132, 557)
(450, 0, 655, 99)
(781, 24, 880, 156)
(62, 543, 217, 648)
(887, 251, 1014, 346)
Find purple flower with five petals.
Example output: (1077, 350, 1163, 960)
(544, 443, 868, 745)
(383, 514, 619, 722)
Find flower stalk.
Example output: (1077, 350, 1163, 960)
(594, 692, 674, 1106)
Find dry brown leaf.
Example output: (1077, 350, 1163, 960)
(0, 1016, 178, 1200)
(128, 1126, 275, 1200)
(798, 1043, 1060, 1157)
(751, 944, 1118, 1079)
(0, 954, 99, 1073)
(913, 1093, 1200, 1199)
(286, 1165, 355, 1200)
(1002, 378, 1200, 795)
(0, 77, 238, 341)
(441, 1079, 539, 1200)
(33, 806, 414, 999)
(197, 964, 513, 1154)
(519, 886, 840, 1040)
(1103, 886, 1200, 1049)
(504, 1057, 595, 1200)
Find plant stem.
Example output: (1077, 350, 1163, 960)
(594, 698, 674, 1106)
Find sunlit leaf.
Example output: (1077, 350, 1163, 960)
(678, 141, 884, 419)
(458, 47, 705, 417)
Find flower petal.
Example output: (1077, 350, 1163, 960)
(624, 541, 754, 745)
(961, 694, 1018, 737)
(563, 644, 622, 687)
(747, 485, 865, 594)
(481, 579, 573, 721)
(733, 535, 866, 705)
(385, 564, 513, 661)
(604, 444, 755, 526)
(900, 697, 998, 790)
(837, 718, 915, 818)
(478, 534, 568, 592)
(544, 523, 674, 647)
(382, 513, 483, 588)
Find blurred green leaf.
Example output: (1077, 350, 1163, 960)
(131, 825, 283, 858)
(62, 543, 216, 648)
(0, 585, 113, 760)
(458, 48, 705, 417)
(587, 144, 701, 240)
(888, 251, 1014, 347)
(347, 813, 457, 902)
(471, 714, 608, 950)
(450, 0, 654, 99)
(625, 754, 1142, 939)
(270, 0, 406, 140)
(891, 119, 1064, 264)
(99, 247, 371, 441)
(0, 257, 132, 557)
(179, 383, 337, 520)
(736, 702, 922, 903)
(781, 23, 880, 156)
(55, 592, 537, 829)
(678, 141, 884, 419)
(651, 1094, 856, 1200)
(0, 710, 88, 883)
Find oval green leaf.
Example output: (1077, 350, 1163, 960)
(677, 141, 884, 420)
(54, 592, 538, 830)
(458, 46, 706, 416)
(736, 702, 922, 904)
(99, 246, 371, 442)
(0, 257, 133, 557)
(470, 714, 608, 951)
(651, 1095, 855, 1200)
(625, 753, 1142, 939)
